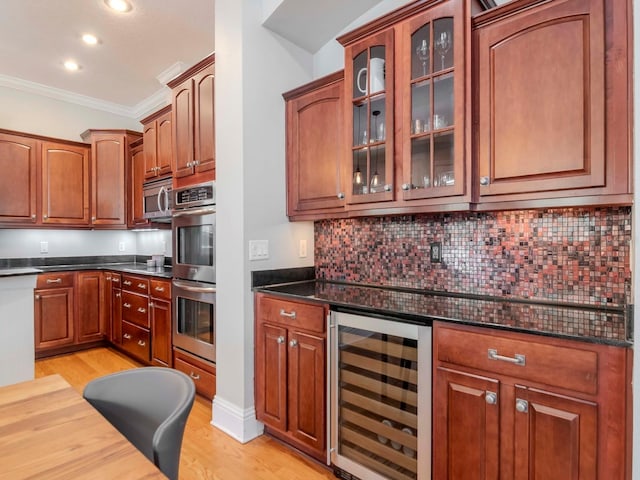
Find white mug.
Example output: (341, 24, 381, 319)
(357, 58, 385, 95)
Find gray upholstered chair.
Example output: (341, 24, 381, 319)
(83, 367, 196, 480)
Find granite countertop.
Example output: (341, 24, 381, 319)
(0, 258, 172, 279)
(255, 280, 632, 347)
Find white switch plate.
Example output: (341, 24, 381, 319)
(118, 241, 125, 252)
(299, 239, 308, 258)
(249, 240, 269, 260)
(40, 241, 48, 254)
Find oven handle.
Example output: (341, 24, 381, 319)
(172, 207, 216, 217)
(172, 280, 217, 293)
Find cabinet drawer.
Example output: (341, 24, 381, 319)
(121, 274, 149, 295)
(121, 291, 150, 328)
(36, 272, 74, 289)
(122, 321, 150, 362)
(109, 272, 121, 288)
(258, 295, 325, 333)
(435, 323, 598, 395)
(150, 279, 171, 301)
(173, 350, 216, 400)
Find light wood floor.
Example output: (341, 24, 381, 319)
(35, 347, 335, 480)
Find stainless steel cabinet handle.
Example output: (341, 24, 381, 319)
(137, 340, 146, 347)
(35, 294, 40, 300)
(194, 160, 200, 166)
(190, 372, 200, 380)
(155, 286, 165, 292)
(137, 307, 146, 313)
(485, 391, 498, 405)
(337, 192, 345, 199)
(480, 176, 490, 186)
(43, 214, 48, 220)
(149, 302, 154, 308)
(91, 216, 96, 221)
(123, 303, 131, 308)
(137, 283, 147, 289)
(123, 280, 132, 286)
(279, 309, 296, 319)
(31, 214, 36, 219)
(276, 336, 285, 344)
(488, 349, 525, 366)
(123, 333, 132, 340)
(515, 399, 529, 413)
(289, 339, 298, 348)
(46, 278, 62, 284)
(401, 183, 411, 191)
(112, 278, 120, 283)
(115, 292, 121, 297)
(384, 184, 392, 192)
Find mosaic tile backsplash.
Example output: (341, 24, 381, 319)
(314, 207, 632, 307)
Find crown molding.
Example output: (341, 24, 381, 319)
(156, 61, 187, 85)
(132, 86, 171, 120)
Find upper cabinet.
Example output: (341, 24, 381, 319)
(0, 132, 38, 224)
(82, 129, 142, 228)
(141, 105, 172, 180)
(283, 71, 346, 220)
(168, 53, 215, 188)
(473, 0, 631, 208)
(128, 138, 149, 229)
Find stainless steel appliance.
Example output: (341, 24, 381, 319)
(172, 181, 216, 363)
(330, 311, 432, 480)
(142, 177, 172, 221)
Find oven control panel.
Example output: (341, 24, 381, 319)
(173, 181, 216, 209)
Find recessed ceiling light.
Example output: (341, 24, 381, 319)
(82, 34, 99, 45)
(104, 0, 132, 12)
(64, 60, 80, 71)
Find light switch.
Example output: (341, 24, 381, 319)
(249, 240, 269, 260)
(299, 239, 308, 258)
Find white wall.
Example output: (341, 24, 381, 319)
(0, 86, 141, 142)
(135, 229, 171, 257)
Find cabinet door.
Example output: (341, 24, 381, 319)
(288, 330, 325, 455)
(34, 287, 75, 351)
(156, 110, 173, 176)
(150, 297, 172, 367)
(193, 64, 215, 175)
(76, 271, 106, 343)
(111, 288, 122, 344)
(91, 133, 126, 226)
(41, 142, 90, 225)
(433, 367, 500, 480)
(0, 133, 37, 224)
(344, 29, 395, 205)
(255, 322, 288, 432)
(399, 0, 467, 202)
(129, 142, 149, 228)
(143, 121, 158, 179)
(513, 386, 597, 480)
(172, 79, 195, 179)
(286, 75, 346, 217)
(476, 0, 605, 199)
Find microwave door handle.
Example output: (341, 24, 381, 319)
(163, 187, 170, 214)
(172, 207, 216, 217)
(157, 186, 165, 213)
(173, 280, 217, 293)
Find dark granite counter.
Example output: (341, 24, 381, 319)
(255, 280, 632, 347)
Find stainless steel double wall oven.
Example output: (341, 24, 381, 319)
(172, 181, 216, 363)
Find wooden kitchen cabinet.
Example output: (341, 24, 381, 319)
(34, 273, 75, 354)
(0, 132, 37, 224)
(473, 0, 631, 208)
(433, 321, 630, 480)
(120, 273, 151, 362)
(105, 272, 122, 344)
(81, 129, 142, 228)
(75, 271, 107, 343)
(283, 71, 346, 220)
(128, 138, 149, 228)
(141, 105, 172, 180)
(150, 278, 172, 367)
(173, 348, 216, 400)
(254, 293, 327, 462)
(168, 53, 215, 187)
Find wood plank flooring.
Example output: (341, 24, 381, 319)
(35, 347, 335, 480)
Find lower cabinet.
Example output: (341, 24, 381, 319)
(254, 293, 327, 462)
(173, 348, 216, 400)
(34, 273, 75, 353)
(433, 321, 630, 480)
(150, 279, 172, 367)
(76, 271, 107, 343)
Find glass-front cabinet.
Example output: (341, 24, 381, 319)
(344, 30, 395, 204)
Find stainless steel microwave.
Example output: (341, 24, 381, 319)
(142, 177, 172, 221)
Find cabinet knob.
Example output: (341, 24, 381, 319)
(337, 192, 345, 199)
(91, 216, 96, 221)
(35, 294, 40, 300)
(149, 302, 154, 308)
(31, 214, 36, 220)
(480, 176, 490, 186)
(193, 160, 200, 166)
(43, 214, 48, 220)
(515, 399, 529, 413)
(485, 391, 498, 405)
(116, 292, 121, 297)
(137, 307, 146, 313)
(276, 336, 285, 344)
(289, 339, 298, 348)
(384, 184, 392, 192)
(401, 183, 411, 191)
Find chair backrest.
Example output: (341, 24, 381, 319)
(83, 367, 196, 480)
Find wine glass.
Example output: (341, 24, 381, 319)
(415, 39, 429, 77)
(434, 31, 451, 70)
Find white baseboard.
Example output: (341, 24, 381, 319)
(211, 395, 264, 443)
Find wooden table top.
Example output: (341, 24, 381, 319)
(0, 374, 166, 479)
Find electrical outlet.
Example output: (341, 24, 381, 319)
(299, 239, 308, 258)
(40, 241, 48, 254)
(249, 240, 269, 260)
(430, 242, 442, 263)
(118, 241, 125, 252)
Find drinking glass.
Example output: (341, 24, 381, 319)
(434, 31, 451, 70)
(415, 39, 429, 77)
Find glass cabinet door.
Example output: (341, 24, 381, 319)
(400, 0, 465, 201)
(345, 30, 395, 204)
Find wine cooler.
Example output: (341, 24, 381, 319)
(330, 311, 431, 480)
